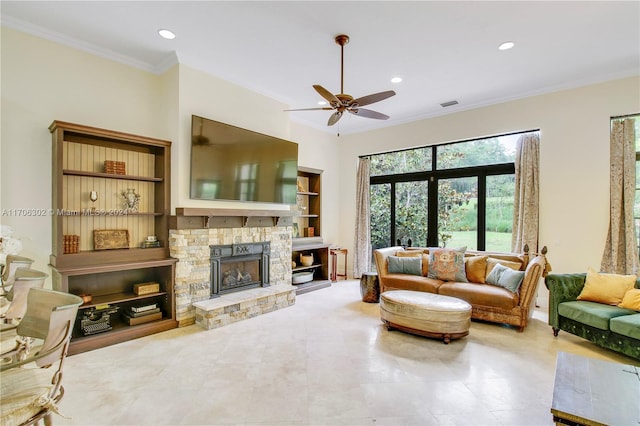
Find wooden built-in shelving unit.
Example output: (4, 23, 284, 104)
(49, 121, 176, 354)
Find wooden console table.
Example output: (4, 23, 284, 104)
(551, 351, 639, 426)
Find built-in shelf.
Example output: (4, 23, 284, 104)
(175, 207, 299, 217)
(63, 169, 163, 182)
(78, 291, 168, 309)
(50, 120, 176, 354)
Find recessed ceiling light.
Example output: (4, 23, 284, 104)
(391, 76, 403, 83)
(498, 41, 514, 51)
(318, 100, 327, 106)
(158, 29, 176, 40)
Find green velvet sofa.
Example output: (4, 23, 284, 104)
(545, 273, 640, 360)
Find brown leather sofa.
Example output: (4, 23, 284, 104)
(373, 246, 548, 331)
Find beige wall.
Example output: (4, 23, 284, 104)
(0, 27, 340, 280)
(2, 25, 639, 283)
(1, 28, 166, 275)
(338, 76, 640, 274)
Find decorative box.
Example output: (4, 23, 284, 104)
(104, 160, 126, 175)
(63, 234, 80, 254)
(133, 282, 160, 295)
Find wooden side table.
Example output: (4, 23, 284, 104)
(330, 248, 348, 281)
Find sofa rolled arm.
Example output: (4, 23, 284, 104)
(544, 273, 587, 328)
(373, 246, 404, 279)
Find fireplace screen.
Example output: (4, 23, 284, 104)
(220, 259, 259, 292)
(210, 242, 270, 297)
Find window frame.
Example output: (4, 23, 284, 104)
(368, 130, 532, 250)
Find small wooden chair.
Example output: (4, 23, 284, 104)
(0, 288, 82, 426)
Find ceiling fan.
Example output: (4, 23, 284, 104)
(287, 34, 396, 126)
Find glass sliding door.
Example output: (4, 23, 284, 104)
(438, 177, 477, 250)
(370, 183, 391, 250)
(395, 181, 429, 247)
(486, 174, 515, 252)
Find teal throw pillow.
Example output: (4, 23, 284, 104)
(486, 263, 525, 293)
(388, 256, 422, 276)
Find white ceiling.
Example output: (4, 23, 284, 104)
(2, 1, 639, 135)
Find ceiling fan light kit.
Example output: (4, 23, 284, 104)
(286, 34, 396, 126)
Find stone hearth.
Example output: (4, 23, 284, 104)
(169, 225, 294, 328)
(193, 284, 295, 330)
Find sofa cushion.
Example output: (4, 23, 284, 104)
(388, 256, 422, 276)
(485, 258, 522, 280)
(610, 314, 640, 340)
(395, 250, 429, 276)
(618, 288, 640, 311)
(577, 267, 636, 305)
(382, 274, 444, 293)
(438, 282, 518, 310)
(486, 263, 525, 293)
(427, 248, 468, 282)
(465, 255, 488, 283)
(558, 301, 636, 331)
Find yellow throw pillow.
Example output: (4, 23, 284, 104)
(465, 255, 488, 283)
(618, 288, 640, 311)
(577, 267, 637, 305)
(485, 258, 522, 280)
(395, 250, 429, 276)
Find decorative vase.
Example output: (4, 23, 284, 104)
(122, 188, 140, 212)
(300, 253, 313, 266)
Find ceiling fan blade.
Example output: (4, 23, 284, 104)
(327, 111, 343, 126)
(313, 85, 341, 106)
(348, 108, 390, 120)
(352, 90, 396, 108)
(284, 107, 333, 111)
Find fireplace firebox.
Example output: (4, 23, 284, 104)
(210, 242, 270, 297)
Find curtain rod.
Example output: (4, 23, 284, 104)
(358, 128, 540, 159)
(611, 112, 639, 120)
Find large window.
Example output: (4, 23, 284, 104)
(369, 132, 527, 252)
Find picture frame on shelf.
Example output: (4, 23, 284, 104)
(292, 223, 299, 238)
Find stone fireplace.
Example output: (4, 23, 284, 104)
(169, 211, 295, 329)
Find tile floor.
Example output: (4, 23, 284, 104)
(57, 280, 637, 426)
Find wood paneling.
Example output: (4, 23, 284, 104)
(62, 141, 156, 250)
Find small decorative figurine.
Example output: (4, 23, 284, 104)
(122, 188, 140, 212)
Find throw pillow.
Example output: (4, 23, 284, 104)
(577, 267, 637, 305)
(427, 248, 468, 282)
(465, 255, 488, 283)
(619, 289, 640, 311)
(395, 250, 429, 276)
(485, 257, 522, 280)
(387, 256, 422, 276)
(486, 263, 525, 293)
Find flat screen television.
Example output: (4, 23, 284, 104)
(190, 115, 298, 204)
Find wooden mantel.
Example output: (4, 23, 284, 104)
(170, 207, 298, 229)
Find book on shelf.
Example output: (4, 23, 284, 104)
(126, 307, 161, 318)
(123, 311, 162, 326)
(131, 303, 158, 313)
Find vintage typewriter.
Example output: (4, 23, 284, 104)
(80, 305, 119, 336)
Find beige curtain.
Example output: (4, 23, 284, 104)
(601, 118, 638, 274)
(512, 133, 540, 254)
(353, 157, 371, 278)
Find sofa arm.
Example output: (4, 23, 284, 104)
(544, 273, 587, 328)
(373, 246, 404, 279)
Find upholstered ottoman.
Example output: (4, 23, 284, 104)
(380, 290, 472, 343)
